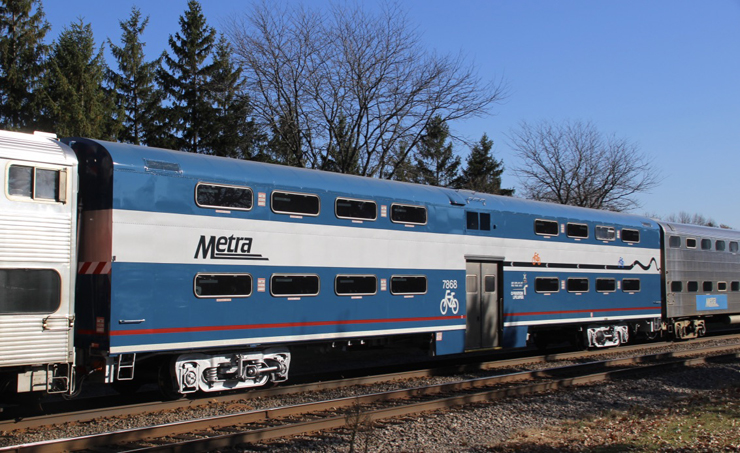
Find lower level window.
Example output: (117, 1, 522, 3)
(622, 279, 641, 292)
(271, 274, 320, 297)
(194, 274, 252, 298)
(390, 276, 427, 295)
(567, 278, 589, 293)
(335, 275, 377, 296)
(535, 277, 560, 293)
(596, 278, 616, 293)
(0, 269, 61, 314)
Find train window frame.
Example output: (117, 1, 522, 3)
(0, 268, 62, 314)
(271, 191, 321, 217)
(335, 275, 378, 296)
(195, 183, 254, 211)
(596, 278, 616, 293)
(703, 281, 713, 292)
(6, 163, 67, 204)
(534, 219, 559, 237)
(335, 197, 377, 221)
(732, 281, 740, 292)
(466, 211, 479, 230)
(534, 277, 560, 294)
(621, 229, 640, 243)
(270, 274, 320, 297)
(566, 277, 589, 293)
(595, 226, 616, 242)
(716, 240, 726, 252)
(670, 281, 683, 292)
(389, 275, 428, 295)
(566, 223, 589, 239)
(730, 242, 739, 253)
(390, 203, 427, 226)
(700, 239, 712, 250)
(479, 212, 491, 231)
(687, 281, 698, 292)
(194, 273, 252, 299)
(686, 238, 697, 248)
(622, 278, 641, 293)
(718, 281, 728, 292)
(668, 236, 681, 248)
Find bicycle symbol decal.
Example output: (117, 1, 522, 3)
(440, 290, 459, 315)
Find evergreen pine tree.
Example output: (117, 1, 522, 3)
(108, 7, 160, 145)
(0, 0, 49, 131)
(157, 0, 217, 153)
(457, 133, 514, 195)
(41, 19, 118, 138)
(412, 116, 461, 187)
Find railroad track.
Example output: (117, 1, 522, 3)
(2, 340, 740, 453)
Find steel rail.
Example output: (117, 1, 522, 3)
(3, 345, 739, 453)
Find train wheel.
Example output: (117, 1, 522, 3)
(157, 358, 182, 400)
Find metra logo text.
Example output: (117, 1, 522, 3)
(194, 235, 268, 261)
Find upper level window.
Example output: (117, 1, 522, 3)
(701, 239, 712, 250)
(670, 281, 683, 292)
(271, 274, 320, 297)
(595, 226, 615, 242)
(716, 240, 726, 252)
(730, 242, 739, 253)
(390, 204, 427, 225)
(7, 165, 65, 202)
(703, 281, 713, 292)
(272, 191, 320, 216)
(335, 275, 377, 296)
(467, 211, 479, 230)
(687, 281, 698, 292)
(621, 229, 640, 243)
(196, 183, 253, 211)
(335, 198, 376, 221)
(686, 238, 697, 248)
(668, 236, 681, 248)
(732, 281, 740, 292)
(194, 274, 252, 298)
(390, 275, 427, 295)
(0, 269, 61, 314)
(534, 219, 559, 236)
(566, 223, 588, 239)
(467, 212, 492, 231)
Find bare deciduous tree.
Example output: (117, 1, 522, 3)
(510, 120, 660, 212)
(225, 1, 504, 177)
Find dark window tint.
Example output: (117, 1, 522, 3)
(535, 219, 559, 236)
(596, 278, 616, 292)
(535, 277, 560, 293)
(730, 242, 739, 253)
(686, 238, 697, 248)
(595, 226, 615, 241)
(467, 211, 479, 230)
(484, 275, 496, 293)
(390, 276, 427, 295)
(567, 223, 588, 238)
(0, 269, 60, 314)
(335, 275, 377, 296)
(480, 213, 491, 231)
(687, 281, 698, 292)
(671, 281, 683, 292)
(703, 281, 713, 292)
(668, 236, 681, 248)
(732, 282, 739, 292)
(196, 184, 253, 210)
(622, 229, 640, 243)
(701, 239, 712, 250)
(195, 274, 252, 298)
(335, 198, 376, 220)
(716, 240, 726, 252)
(718, 282, 728, 291)
(567, 278, 589, 292)
(271, 275, 320, 296)
(622, 279, 641, 292)
(391, 204, 427, 225)
(272, 191, 320, 216)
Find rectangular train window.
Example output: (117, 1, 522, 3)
(484, 275, 496, 292)
(668, 236, 681, 248)
(596, 278, 616, 292)
(271, 274, 320, 297)
(687, 281, 698, 292)
(194, 274, 252, 298)
(716, 240, 726, 252)
(390, 275, 427, 295)
(567, 278, 589, 293)
(595, 226, 615, 241)
(686, 238, 697, 248)
(621, 229, 640, 243)
(670, 281, 683, 292)
(7, 165, 65, 202)
(703, 281, 713, 292)
(701, 239, 711, 250)
(480, 213, 491, 231)
(730, 242, 739, 253)
(391, 204, 427, 225)
(0, 269, 61, 314)
(535, 277, 560, 293)
(271, 191, 320, 216)
(466, 211, 479, 230)
(534, 219, 559, 236)
(196, 183, 253, 211)
(566, 223, 588, 239)
(335, 275, 377, 296)
(732, 282, 739, 292)
(622, 278, 640, 292)
(718, 282, 728, 292)
(335, 198, 377, 221)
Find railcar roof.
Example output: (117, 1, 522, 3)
(72, 137, 657, 229)
(0, 130, 77, 166)
(658, 221, 740, 240)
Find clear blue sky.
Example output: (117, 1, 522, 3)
(41, 0, 740, 227)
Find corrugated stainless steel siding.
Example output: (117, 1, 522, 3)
(0, 317, 71, 366)
(0, 212, 72, 263)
